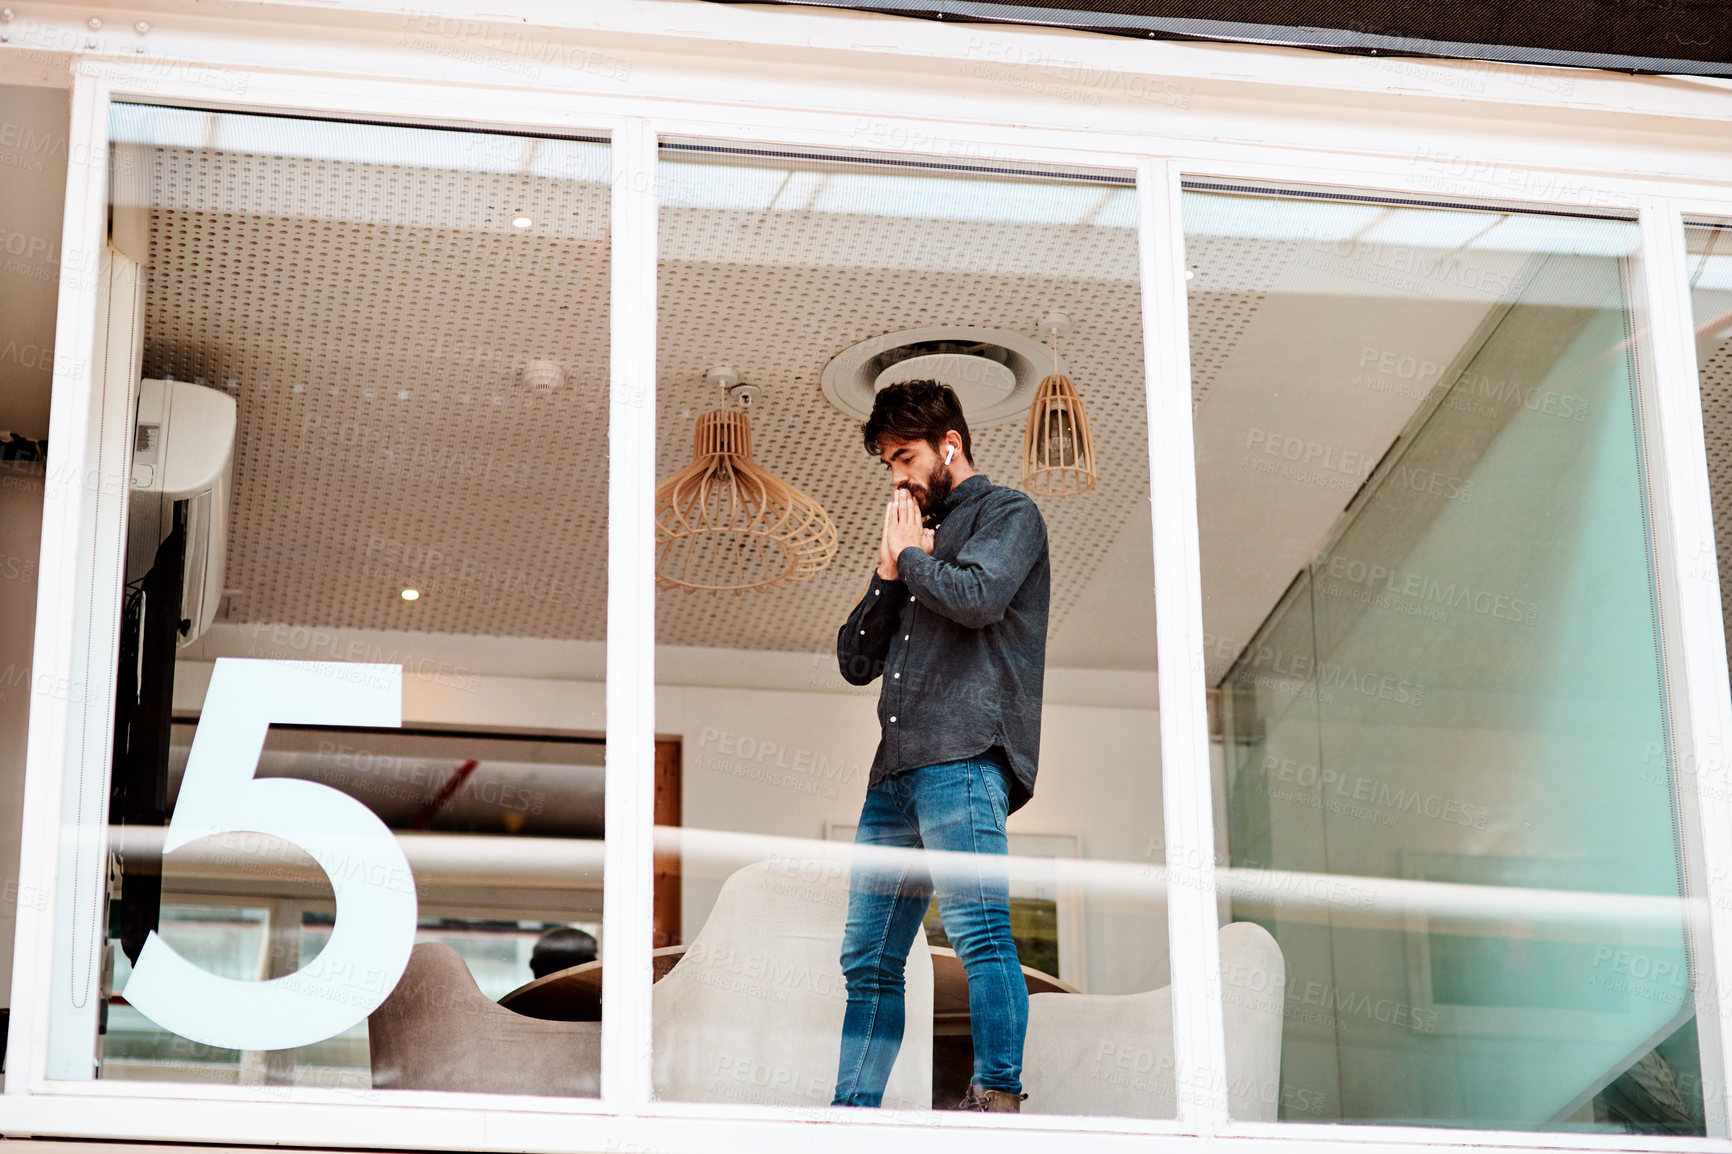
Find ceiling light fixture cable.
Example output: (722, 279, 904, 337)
(655, 367, 839, 594)
(1021, 312, 1097, 497)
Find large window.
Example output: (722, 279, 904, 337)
(647, 142, 1172, 1117)
(57, 104, 614, 1095)
(10, 42, 1732, 1154)
(1185, 187, 1709, 1132)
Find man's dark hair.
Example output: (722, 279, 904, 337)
(862, 379, 973, 464)
(530, 926, 598, 979)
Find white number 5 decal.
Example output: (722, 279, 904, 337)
(124, 658, 415, 1051)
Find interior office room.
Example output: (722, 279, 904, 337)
(0, 15, 1731, 1150)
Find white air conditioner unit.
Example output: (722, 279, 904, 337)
(127, 379, 237, 648)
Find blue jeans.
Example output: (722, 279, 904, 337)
(832, 752, 1028, 1107)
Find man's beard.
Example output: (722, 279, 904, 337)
(902, 462, 954, 511)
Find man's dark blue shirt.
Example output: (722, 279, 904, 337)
(836, 473, 1050, 813)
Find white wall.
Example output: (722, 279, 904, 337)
(661, 681, 1169, 996)
(175, 643, 1169, 997)
(0, 75, 66, 1010)
(0, 82, 68, 442)
(0, 462, 43, 1008)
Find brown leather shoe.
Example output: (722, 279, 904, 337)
(958, 1083, 1027, 1113)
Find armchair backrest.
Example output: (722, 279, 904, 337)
(651, 857, 934, 1108)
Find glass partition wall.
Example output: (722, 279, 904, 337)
(67, 104, 613, 1093)
(649, 143, 1173, 1117)
(1188, 187, 1712, 1133)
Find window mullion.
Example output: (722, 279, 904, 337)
(599, 117, 659, 1111)
(1138, 158, 1228, 1134)
(21, 69, 128, 1088)
(1633, 197, 1732, 1138)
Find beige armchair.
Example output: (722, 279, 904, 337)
(652, 858, 934, 1108)
(370, 859, 931, 1106)
(1023, 921, 1285, 1120)
(369, 941, 601, 1096)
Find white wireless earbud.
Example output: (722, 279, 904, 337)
(945, 445, 955, 464)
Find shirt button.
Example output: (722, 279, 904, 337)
(909, 595, 916, 602)
(890, 715, 898, 723)
(859, 629, 865, 635)
(893, 672, 900, 679)
(903, 634, 909, 641)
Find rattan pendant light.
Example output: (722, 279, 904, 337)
(655, 367, 840, 594)
(1022, 312, 1097, 497)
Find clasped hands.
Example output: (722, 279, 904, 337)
(877, 488, 935, 581)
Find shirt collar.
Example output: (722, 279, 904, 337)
(929, 473, 990, 521)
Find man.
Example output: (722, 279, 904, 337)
(832, 379, 1051, 1113)
(529, 926, 597, 980)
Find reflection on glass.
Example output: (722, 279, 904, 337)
(652, 143, 1167, 1116)
(80, 105, 611, 1097)
(1188, 187, 1709, 1132)
(105, 907, 267, 1081)
(1689, 220, 1732, 678)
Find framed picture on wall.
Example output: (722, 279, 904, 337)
(1400, 851, 1690, 1045)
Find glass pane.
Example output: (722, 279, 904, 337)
(72, 104, 611, 1097)
(1187, 186, 1710, 1132)
(652, 141, 1169, 1117)
(1688, 219, 1732, 679)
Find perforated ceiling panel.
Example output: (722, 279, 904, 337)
(1182, 234, 1286, 416)
(140, 145, 1180, 660)
(1700, 331, 1732, 667)
(142, 146, 614, 641)
(653, 228, 1148, 654)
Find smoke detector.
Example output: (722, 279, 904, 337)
(820, 326, 1065, 427)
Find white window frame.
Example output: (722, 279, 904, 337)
(5, 9, 1732, 1150)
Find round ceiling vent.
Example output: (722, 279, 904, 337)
(821, 326, 1065, 427)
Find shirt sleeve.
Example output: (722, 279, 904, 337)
(836, 572, 905, 685)
(896, 493, 1046, 630)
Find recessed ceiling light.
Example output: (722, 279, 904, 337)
(512, 215, 533, 229)
(400, 588, 420, 602)
(522, 359, 565, 390)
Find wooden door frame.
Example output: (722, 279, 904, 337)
(653, 738, 681, 949)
